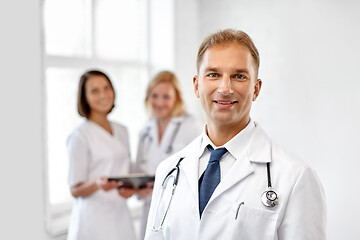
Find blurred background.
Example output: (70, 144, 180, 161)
(1, 0, 359, 239)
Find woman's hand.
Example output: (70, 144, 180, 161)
(118, 187, 137, 199)
(96, 176, 120, 191)
(70, 176, 118, 198)
(136, 181, 154, 198)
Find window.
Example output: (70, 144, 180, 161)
(42, 0, 174, 236)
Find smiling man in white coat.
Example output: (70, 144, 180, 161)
(144, 29, 327, 240)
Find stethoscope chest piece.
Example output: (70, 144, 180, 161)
(261, 188, 278, 207)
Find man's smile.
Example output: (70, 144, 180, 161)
(213, 100, 238, 105)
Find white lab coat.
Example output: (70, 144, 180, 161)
(67, 120, 136, 240)
(145, 122, 327, 240)
(135, 114, 202, 239)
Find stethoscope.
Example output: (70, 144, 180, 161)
(152, 158, 278, 231)
(152, 157, 184, 232)
(141, 121, 182, 162)
(261, 162, 279, 207)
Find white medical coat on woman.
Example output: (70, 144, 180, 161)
(135, 114, 202, 239)
(67, 120, 136, 240)
(145, 122, 327, 240)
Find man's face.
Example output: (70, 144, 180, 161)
(193, 43, 261, 129)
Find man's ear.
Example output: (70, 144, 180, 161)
(193, 75, 200, 98)
(252, 79, 262, 101)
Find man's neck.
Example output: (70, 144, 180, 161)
(206, 119, 250, 147)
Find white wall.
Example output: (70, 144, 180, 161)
(176, 0, 360, 239)
(149, 0, 175, 74)
(0, 0, 48, 239)
(174, 0, 204, 122)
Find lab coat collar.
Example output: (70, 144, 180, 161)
(246, 121, 272, 164)
(143, 115, 187, 139)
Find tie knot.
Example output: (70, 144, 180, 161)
(206, 145, 228, 163)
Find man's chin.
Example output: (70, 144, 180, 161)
(211, 115, 237, 126)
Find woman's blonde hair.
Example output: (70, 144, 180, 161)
(145, 71, 185, 117)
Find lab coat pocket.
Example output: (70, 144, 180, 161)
(225, 203, 278, 240)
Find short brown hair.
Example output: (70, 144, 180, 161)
(196, 29, 260, 75)
(77, 70, 115, 118)
(145, 71, 185, 117)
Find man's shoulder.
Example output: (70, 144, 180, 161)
(251, 122, 311, 171)
(251, 124, 320, 198)
(271, 140, 309, 170)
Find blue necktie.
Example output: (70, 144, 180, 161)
(199, 145, 228, 217)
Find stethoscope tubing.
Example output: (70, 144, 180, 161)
(152, 157, 184, 232)
(142, 121, 182, 158)
(267, 162, 272, 188)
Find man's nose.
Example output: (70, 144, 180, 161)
(218, 75, 233, 95)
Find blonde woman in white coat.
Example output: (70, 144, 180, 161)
(136, 71, 202, 239)
(67, 70, 136, 240)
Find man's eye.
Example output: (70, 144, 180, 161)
(235, 74, 245, 79)
(208, 73, 217, 78)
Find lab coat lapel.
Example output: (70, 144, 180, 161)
(209, 124, 272, 203)
(148, 119, 158, 144)
(177, 136, 202, 201)
(160, 116, 183, 151)
(210, 155, 254, 201)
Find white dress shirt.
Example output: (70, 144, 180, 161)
(198, 120, 256, 180)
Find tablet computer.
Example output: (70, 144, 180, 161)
(108, 174, 155, 189)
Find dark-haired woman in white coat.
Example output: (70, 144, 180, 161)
(135, 71, 202, 239)
(67, 70, 136, 240)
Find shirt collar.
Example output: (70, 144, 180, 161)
(198, 119, 256, 160)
